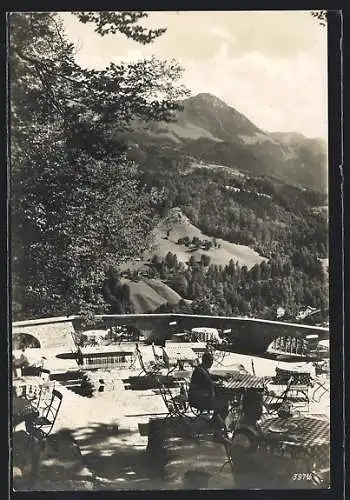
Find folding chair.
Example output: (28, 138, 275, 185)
(26, 389, 63, 444)
(226, 392, 244, 433)
(135, 344, 164, 377)
(159, 383, 189, 420)
(23, 369, 53, 408)
(287, 375, 311, 413)
(152, 343, 163, 363)
(210, 348, 227, 366)
(314, 360, 330, 376)
(25, 390, 63, 486)
(263, 376, 295, 415)
(264, 374, 311, 415)
(312, 377, 330, 403)
(23, 382, 43, 408)
(160, 380, 216, 440)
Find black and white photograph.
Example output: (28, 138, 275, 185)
(9, 10, 332, 491)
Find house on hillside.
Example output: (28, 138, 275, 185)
(276, 307, 285, 319)
(225, 185, 241, 193)
(296, 306, 318, 321)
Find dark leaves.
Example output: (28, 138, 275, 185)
(73, 11, 166, 43)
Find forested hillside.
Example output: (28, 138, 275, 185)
(101, 155, 328, 323)
(137, 159, 328, 323)
(140, 155, 328, 258)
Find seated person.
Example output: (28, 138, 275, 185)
(12, 346, 30, 377)
(188, 352, 229, 431)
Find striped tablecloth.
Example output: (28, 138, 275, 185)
(218, 373, 265, 392)
(259, 416, 330, 469)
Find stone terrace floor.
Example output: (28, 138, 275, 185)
(12, 354, 330, 491)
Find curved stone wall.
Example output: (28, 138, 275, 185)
(12, 314, 329, 357)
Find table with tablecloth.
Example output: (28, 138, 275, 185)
(215, 373, 265, 405)
(218, 373, 265, 391)
(162, 346, 199, 370)
(213, 374, 266, 430)
(219, 414, 330, 488)
(258, 415, 330, 480)
(13, 376, 55, 401)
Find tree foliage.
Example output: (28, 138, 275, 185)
(102, 269, 135, 314)
(10, 11, 189, 319)
(73, 11, 166, 43)
(151, 251, 328, 323)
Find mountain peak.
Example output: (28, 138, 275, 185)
(186, 93, 228, 108)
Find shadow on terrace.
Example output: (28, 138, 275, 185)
(13, 422, 166, 491)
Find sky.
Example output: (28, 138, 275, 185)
(61, 11, 328, 139)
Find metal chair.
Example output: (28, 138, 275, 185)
(263, 376, 295, 415)
(287, 376, 311, 413)
(264, 374, 311, 415)
(160, 379, 217, 440)
(23, 383, 43, 408)
(151, 343, 163, 363)
(186, 382, 224, 438)
(25, 390, 63, 486)
(135, 344, 164, 376)
(312, 376, 330, 403)
(158, 381, 198, 441)
(211, 348, 227, 366)
(26, 389, 63, 442)
(159, 383, 189, 419)
(23, 369, 53, 407)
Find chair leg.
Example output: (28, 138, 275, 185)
(29, 437, 41, 487)
(217, 459, 231, 474)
